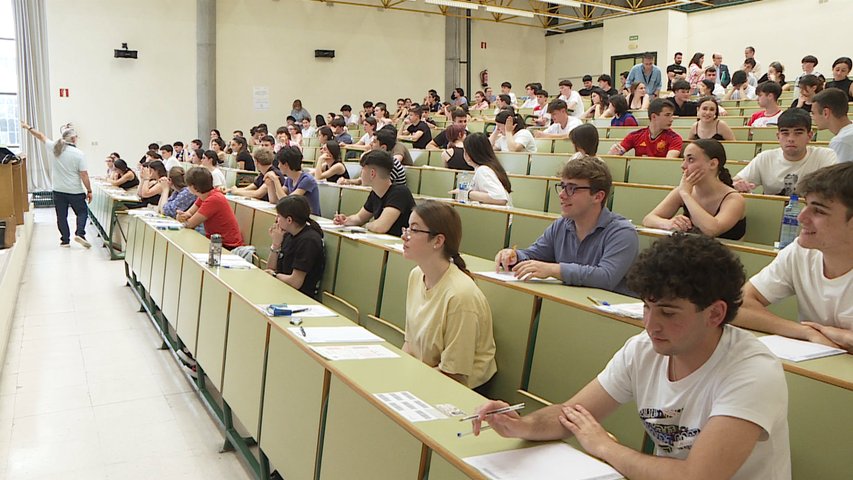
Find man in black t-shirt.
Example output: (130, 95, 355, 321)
(333, 150, 415, 237)
(597, 74, 618, 97)
(666, 52, 687, 91)
(577, 75, 594, 97)
(427, 107, 469, 150)
(669, 80, 698, 117)
(266, 196, 325, 299)
(400, 106, 433, 149)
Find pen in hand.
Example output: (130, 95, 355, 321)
(459, 403, 525, 422)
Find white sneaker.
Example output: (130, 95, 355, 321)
(185, 364, 198, 379)
(74, 236, 91, 249)
(176, 349, 196, 367)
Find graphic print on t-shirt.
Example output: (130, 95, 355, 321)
(781, 173, 798, 196)
(639, 407, 701, 454)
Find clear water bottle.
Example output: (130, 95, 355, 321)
(208, 234, 222, 266)
(456, 172, 473, 203)
(778, 194, 803, 249)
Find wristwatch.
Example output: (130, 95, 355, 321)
(270, 245, 281, 253)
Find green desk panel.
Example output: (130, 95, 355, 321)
(250, 209, 276, 267)
(340, 188, 370, 216)
(475, 280, 537, 406)
(496, 152, 530, 175)
(741, 196, 785, 246)
(378, 252, 417, 332)
(176, 258, 203, 353)
(260, 329, 327, 480)
(786, 372, 853, 480)
(234, 204, 256, 246)
(361, 315, 405, 348)
(131, 217, 147, 278)
(161, 244, 184, 329)
(148, 233, 169, 306)
(332, 238, 386, 323)
(321, 233, 340, 295)
(508, 214, 553, 253)
(529, 154, 566, 178)
(139, 226, 157, 291)
(320, 375, 423, 480)
(547, 179, 563, 215)
(406, 167, 422, 194)
(222, 297, 269, 439)
(454, 206, 508, 259)
(420, 169, 457, 199)
(319, 183, 341, 220)
(611, 186, 668, 225)
(125, 216, 138, 274)
(426, 453, 473, 480)
(510, 176, 548, 212)
(195, 272, 232, 390)
(528, 299, 645, 450)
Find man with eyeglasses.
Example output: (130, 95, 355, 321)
(494, 156, 638, 295)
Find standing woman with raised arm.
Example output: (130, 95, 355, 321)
(401, 201, 497, 390)
(20, 121, 93, 248)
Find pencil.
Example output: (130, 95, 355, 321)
(458, 425, 492, 437)
(459, 403, 525, 422)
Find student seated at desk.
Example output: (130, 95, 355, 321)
(489, 110, 537, 153)
(608, 98, 683, 158)
(533, 99, 582, 139)
(568, 123, 599, 161)
(402, 201, 497, 390)
(733, 109, 837, 196)
(200, 150, 226, 191)
(338, 128, 407, 186)
(265, 146, 321, 215)
(265, 195, 325, 299)
(228, 147, 285, 202)
(643, 139, 746, 240)
(735, 163, 853, 352)
(157, 166, 197, 218)
(333, 150, 415, 237)
(136, 160, 168, 207)
(313, 140, 350, 184)
(177, 167, 243, 249)
(494, 157, 638, 295)
(440, 123, 471, 171)
(231, 136, 255, 171)
(477, 234, 791, 480)
(110, 159, 139, 190)
(449, 133, 511, 206)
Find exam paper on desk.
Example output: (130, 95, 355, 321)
(476, 271, 562, 284)
(289, 326, 384, 344)
(464, 443, 622, 480)
(190, 253, 255, 269)
(758, 335, 846, 362)
(374, 391, 448, 423)
(310, 344, 399, 360)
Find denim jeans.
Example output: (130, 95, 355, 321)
(53, 191, 88, 244)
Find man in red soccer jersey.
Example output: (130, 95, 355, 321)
(609, 99, 683, 158)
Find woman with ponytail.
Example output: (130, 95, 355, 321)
(265, 195, 325, 299)
(643, 139, 746, 240)
(401, 201, 497, 391)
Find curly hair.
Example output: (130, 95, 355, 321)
(627, 233, 746, 323)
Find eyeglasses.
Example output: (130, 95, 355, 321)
(554, 183, 593, 196)
(401, 227, 433, 239)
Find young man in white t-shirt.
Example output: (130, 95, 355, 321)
(747, 81, 783, 127)
(160, 145, 181, 173)
(534, 100, 582, 139)
(734, 109, 837, 196)
(500, 81, 517, 107)
(724, 71, 756, 101)
(736, 163, 853, 352)
(520, 82, 541, 109)
(489, 110, 536, 153)
(475, 234, 791, 480)
(812, 88, 853, 162)
(532, 89, 551, 127)
(557, 79, 584, 119)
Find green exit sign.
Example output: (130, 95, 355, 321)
(628, 35, 639, 41)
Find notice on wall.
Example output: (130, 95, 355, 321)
(253, 86, 270, 111)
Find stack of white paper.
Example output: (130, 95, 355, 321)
(464, 443, 622, 480)
(289, 326, 384, 344)
(594, 303, 645, 320)
(191, 253, 254, 269)
(476, 271, 562, 284)
(635, 226, 674, 236)
(758, 335, 846, 362)
(310, 344, 399, 360)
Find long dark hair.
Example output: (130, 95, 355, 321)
(414, 201, 470, 277)
(689, 52, 704, 68)
(570, 123, 599, 156)
(146, 160, 168, 179)
(463, 133, 512, 193)
(325, 140, 342, 162)
(315, 114, 327, 127)
(202, 150, 221, 165)
(114, 159, 131, 175)
(691, 138, 733, 186)
(275, 195, 323, 236)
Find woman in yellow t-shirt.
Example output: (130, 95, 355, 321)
(401, 201, 497, 390)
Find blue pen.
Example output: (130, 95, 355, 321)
(587, 296, 610, 307)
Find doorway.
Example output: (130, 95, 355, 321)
(611, 53, 658, 90)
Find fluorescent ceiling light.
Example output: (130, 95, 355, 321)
(543, 0, 582, 7)
(425, 0, 479, 9)
(485, 5, 536, 18)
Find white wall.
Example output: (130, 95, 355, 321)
(470, 19, 546, 99)
(215, 0, 445, 135)
(45, 0, 197, 177)
(685, 0, 853, 77)
(545, 27, 603, 90)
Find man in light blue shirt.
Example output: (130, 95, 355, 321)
(495, 157, 639, 295)
(626, 53, 663, 98)
(20, 121, 92, 248)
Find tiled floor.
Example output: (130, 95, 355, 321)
(0, 209, 251, 479)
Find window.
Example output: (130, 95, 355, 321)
(0, 0, 19, 150)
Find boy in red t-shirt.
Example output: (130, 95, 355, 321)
(177, 167, 244, 249)
(609, 98, 683, 158)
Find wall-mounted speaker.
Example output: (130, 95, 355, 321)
(314, 49, 335, 59)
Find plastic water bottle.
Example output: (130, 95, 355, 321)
(778, 194, 802, 249)
(208, 234, 222, 266)
(456, 173, 473, 203)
